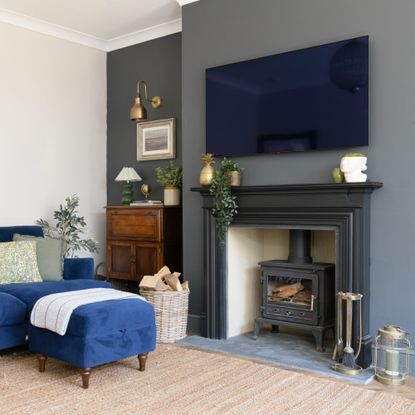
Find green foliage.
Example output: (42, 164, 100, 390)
(220, 158, 243, 173)
(36, 195, 99, 258)
(209, 159, 240, 244)
(155, 162, 183, 188)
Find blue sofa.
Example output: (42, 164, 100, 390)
(0, 226, 109, 350)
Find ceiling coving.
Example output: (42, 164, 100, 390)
(0, 0, 199, 51)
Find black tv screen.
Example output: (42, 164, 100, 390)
(206, 36, 368, 156)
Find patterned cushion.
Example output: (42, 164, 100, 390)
(13, 234, 64, 281)
(0, 241, 42, 284)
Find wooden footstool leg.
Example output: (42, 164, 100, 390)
(36, 354, 47, 372)
(138, 353, 148, 372)
(79, 368, 91, 389)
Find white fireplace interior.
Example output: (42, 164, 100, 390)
(227, 227, 335, 338)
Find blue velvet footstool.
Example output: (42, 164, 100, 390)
(28, 298, 156, 388)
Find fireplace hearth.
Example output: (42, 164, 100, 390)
(254, 230, 334, 352)
(192, 182, 382, 369)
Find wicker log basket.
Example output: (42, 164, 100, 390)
(141, 289, 189, 343)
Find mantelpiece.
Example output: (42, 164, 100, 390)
(192, 182, 383, 368)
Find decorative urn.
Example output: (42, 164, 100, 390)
(200, 153, 216, 187)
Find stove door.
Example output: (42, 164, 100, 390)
(262, 270, 319, 325)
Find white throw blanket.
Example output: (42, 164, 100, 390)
(30, 288, 147, 336)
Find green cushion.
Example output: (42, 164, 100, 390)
(0, 240, 42, 283)
(13, 234, 63, 281)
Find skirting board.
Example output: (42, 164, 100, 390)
(187, 314, 202, 335)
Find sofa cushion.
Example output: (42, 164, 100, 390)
(0, 292, 26, 326)
(66, 298, 155, 337)
(0, 226, 43, 242)
(63, 258, 94, 280)
(0, 279, 111, 312)
(13, 234, 64, 282)
(0, 241, 42, 284)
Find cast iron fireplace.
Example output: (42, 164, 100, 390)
(254, 229, 334, 352)
(192, 182, 382, 369)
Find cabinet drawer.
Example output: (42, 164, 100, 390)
(109, 209, 161, 241)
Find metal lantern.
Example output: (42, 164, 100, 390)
(373, 325, 411, 385)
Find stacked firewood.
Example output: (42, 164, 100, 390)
(139, 266, 189, 292)
(271, 282, 311, 305)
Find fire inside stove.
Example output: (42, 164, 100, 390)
(268, 276, 313, 307)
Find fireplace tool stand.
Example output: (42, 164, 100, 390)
(332, 291, 363, 375)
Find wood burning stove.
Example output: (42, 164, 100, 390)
(254, 230, 334, 351)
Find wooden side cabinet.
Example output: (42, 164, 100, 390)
(106, 206, 182, 283)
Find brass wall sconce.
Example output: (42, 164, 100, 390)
(130, 80, 162, 122)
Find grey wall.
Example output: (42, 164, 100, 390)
(107, 33, 182, 204)
(182, 0, 415, 353)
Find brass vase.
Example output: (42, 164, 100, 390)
(228, 170, 242, 186)
(200, 153, 216, 187)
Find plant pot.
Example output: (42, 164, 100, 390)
(228, 170, 242, 186)
(164, 186, 180, 206)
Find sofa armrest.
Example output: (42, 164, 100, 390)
(63, 258, 94, 280)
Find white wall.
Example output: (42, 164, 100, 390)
(0, 23, 107, 262)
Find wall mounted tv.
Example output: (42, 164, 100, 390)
(206, 36, 368, 156)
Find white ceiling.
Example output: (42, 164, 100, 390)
(0, 0, 199, 51)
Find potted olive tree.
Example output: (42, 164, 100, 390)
(37, 195, 99, 279)
(155, 162, 183, 206)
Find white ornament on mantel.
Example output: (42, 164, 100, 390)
(340, 155, 368, 183)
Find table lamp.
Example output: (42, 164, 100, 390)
(115, 167, 142, 205)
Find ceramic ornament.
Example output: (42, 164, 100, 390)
(340, 153, 367, 183)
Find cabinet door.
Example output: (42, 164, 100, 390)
(107, 242, 134, 280)
(133, 243, 162, 282)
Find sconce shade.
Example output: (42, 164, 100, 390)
(115, 167, 142, 182)
(130, 96, 147, 121)
(130, 80, 162, 122)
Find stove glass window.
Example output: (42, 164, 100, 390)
(267, 275, 313, 308)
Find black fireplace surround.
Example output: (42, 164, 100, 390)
(192, 182, 382, 368)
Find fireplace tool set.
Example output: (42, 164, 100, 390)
(332, 291, 363, 375)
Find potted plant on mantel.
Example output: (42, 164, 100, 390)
(37, 195, 99, 278)
(209, 158, 243, 244)
(155, 162, 183, 206)
(220, 158, 243, 186)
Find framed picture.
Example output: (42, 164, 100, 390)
(137, 118, 176, 161)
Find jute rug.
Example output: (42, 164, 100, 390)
(1, 344, 414, 415)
